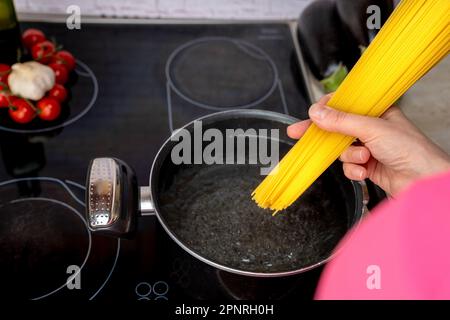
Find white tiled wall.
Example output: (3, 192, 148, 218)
(14, 0, 312, 19)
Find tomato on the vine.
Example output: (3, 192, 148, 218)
(9, 99, 36, 124)
(0, 74, 10, 86)
(48, 84, 68, 103)
(49, 63, 69, 85)
(31, 40, 56, 64)
(37, 97, 61, 121)
(51, 50, 76, 71)
(0, 83, 10, 108)
(0, 94, 9, 108)
(4, 30, 77, 125)
(8, 95, 20, 104)
(0, 64, 10, 76)
(0, 64, 11, 85)
(22, 28, 46, 49)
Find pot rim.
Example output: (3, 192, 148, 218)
(148, 109, 365, 278)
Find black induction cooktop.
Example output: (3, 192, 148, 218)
(0, 21, 315, 301)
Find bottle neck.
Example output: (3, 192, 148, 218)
(0, 0, 21, 64)
(0, 0, 18, 31)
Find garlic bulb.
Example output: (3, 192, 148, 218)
(8, 61, 55, 101)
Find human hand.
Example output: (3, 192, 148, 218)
(287, 95, 450, 196)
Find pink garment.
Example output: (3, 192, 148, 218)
(315, 171, 450, 300)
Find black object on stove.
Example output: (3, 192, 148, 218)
(0, 22, 314, 301)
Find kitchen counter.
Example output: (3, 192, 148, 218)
(398, 56, 450, 154)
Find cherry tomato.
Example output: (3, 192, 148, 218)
(49, 63, 69, 84)
(0, 64, 11, 85)
(0, 74, 10, 87)
(31, 40, 56, 64)
(50, 50, 76, 71)
(0, 84, 10, 108)
(0, 94, 9, 108)
(8, 95, 20, 104)
(37, 97, 61, 121)
(0, 64, 10, 76)
(9, 99, 36, 124)
(22, 28, 46, 49)
(48, 84, 68, 103)
(0, 93, 9, 109)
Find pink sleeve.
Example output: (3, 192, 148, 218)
(315, 171, 450, 300)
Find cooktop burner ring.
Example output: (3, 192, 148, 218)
(165, 37, 279, 111)
(5, 197, 92, 300)
(0, 177, 121, 301)
(0, 59, 98, 134)
(0, 177, 85, 205)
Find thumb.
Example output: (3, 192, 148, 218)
(308, 103, 384, 143)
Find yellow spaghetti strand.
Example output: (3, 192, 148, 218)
(252, 0, 450, 213)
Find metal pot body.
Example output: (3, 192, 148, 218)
(86, 110, 367, 294)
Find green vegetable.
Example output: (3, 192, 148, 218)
(320, 63, 348, 93)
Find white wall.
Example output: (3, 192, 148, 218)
(13, 0, 312, 20)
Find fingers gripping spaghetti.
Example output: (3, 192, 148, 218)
(252, 0, 450, 213)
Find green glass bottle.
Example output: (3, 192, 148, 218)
(0, 0, 22, 64)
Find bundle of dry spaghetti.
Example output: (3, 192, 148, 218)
(252, 0, 450, 213)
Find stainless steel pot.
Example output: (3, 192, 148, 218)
(85, 109, 368, 278)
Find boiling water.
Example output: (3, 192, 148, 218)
(159, 163, 349, 273)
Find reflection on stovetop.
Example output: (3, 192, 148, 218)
(0, 22, 312, 301)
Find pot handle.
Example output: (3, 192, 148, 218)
(86, 157, 155, 238)
(139, 186, 156, 215)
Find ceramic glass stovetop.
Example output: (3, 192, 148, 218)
(0, 21, 315, 301)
